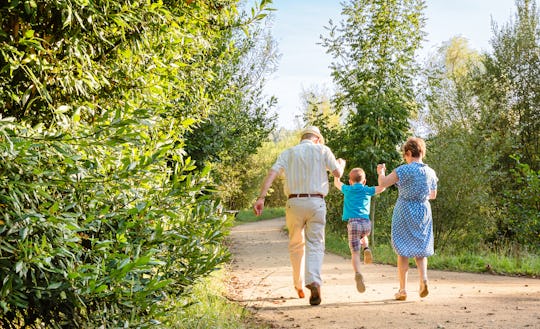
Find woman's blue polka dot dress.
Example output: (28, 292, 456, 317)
(391, 162, 438, 258)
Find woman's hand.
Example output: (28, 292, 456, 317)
(377, 163, 386, 175)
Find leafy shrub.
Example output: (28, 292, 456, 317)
(499, 156, 540, 250)
(0, 115, 231, 328)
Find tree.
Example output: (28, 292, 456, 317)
(229, 128, 298, 209)
(0, 0, 275, 326)
(318, 0, 426, 238)
(183, 5, 279, 209)
(472, 0, 540, 247)
(300, 85, 342, 129)
(320, 0, 426, 181)
(421, 37, 496, 249)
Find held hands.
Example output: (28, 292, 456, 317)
(336, 158, 346, 177)
(377, 163, 386, 175)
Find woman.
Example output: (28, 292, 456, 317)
(377, 137, 438, 301)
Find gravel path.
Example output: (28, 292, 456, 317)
(227, 217, 540, 329)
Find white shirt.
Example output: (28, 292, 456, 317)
(271, 140, 339, 196)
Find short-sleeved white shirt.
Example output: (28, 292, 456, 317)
(271, 140, 339, 196)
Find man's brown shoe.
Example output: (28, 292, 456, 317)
(305, 282, 321, 305)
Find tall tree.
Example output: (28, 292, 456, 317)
(476, 0, 540, 171)
(318, 0, 425, 239)
(183, 5, 279, 209)
(320, 0, 426, 180)
(300, 85, 342, 129)
(473, 0, 540, 247)
(423, 37, 495, 249)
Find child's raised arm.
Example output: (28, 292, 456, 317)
(334, 175, 343, 191)
(334, 158, 346, 191)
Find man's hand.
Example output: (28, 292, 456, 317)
(253, 198, 265, 216)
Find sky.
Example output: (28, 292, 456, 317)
(263, 0, 518, 130)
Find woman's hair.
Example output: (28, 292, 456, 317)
(349, 168, 366, 183)
(402, 137, 426, 158)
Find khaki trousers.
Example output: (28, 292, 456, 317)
(285, 197, 326, 289)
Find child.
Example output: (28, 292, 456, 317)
(334, 158, 385, 293)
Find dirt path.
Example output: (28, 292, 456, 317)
(227, 217, 540, 329)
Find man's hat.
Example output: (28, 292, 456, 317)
(302, 126, 325, 144)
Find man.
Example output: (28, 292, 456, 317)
(253, 126, 342, 306)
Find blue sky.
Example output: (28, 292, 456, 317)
(264, 0, 517, 129)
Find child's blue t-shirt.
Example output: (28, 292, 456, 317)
(340, 183, 376, 221)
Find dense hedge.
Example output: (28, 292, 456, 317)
(0, 0, 275, 326)
(0, 116, 231, 327)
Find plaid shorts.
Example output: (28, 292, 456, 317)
(347, 218, 371, 252)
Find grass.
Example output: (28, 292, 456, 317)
(326, 229, 540, 277)
(167, 269, 270, 329)
(237, 207, 540, 277)
(235, 207, 285, 223)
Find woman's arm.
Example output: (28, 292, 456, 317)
(377, 163, 398, 188)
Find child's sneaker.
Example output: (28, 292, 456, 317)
(355, 272, 366, 293)
(363, 247, 373, 264)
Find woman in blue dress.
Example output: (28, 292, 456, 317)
(377, 137, 438, 301)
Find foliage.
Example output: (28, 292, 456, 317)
(427, 135, 496, 249)
(500, 156, 540, 248)
(226, 129, 298, 211)
(423, 37, 483, 134)
(164, 269, 269, 329)
(477, 0, 540, 172)
(0, 116, 232, 328)
(421, 37, 496, 249)
(469, 0, 540, 249)
(0, 0, 276, 327)
(184, 17, 278, 166)
(423, 0, 540, 251)
(183, 3, 279, 210)
(320, 0, 427, 181)
(300, 86, 342, 129)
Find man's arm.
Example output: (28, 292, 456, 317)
(253, 169, 278, 216)
(333, 158, 346, 178)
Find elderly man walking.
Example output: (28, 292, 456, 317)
(253, 126, 342, 306)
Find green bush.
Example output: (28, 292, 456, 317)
(500, 156, 540, 250)
(0, 117, 231, 328)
